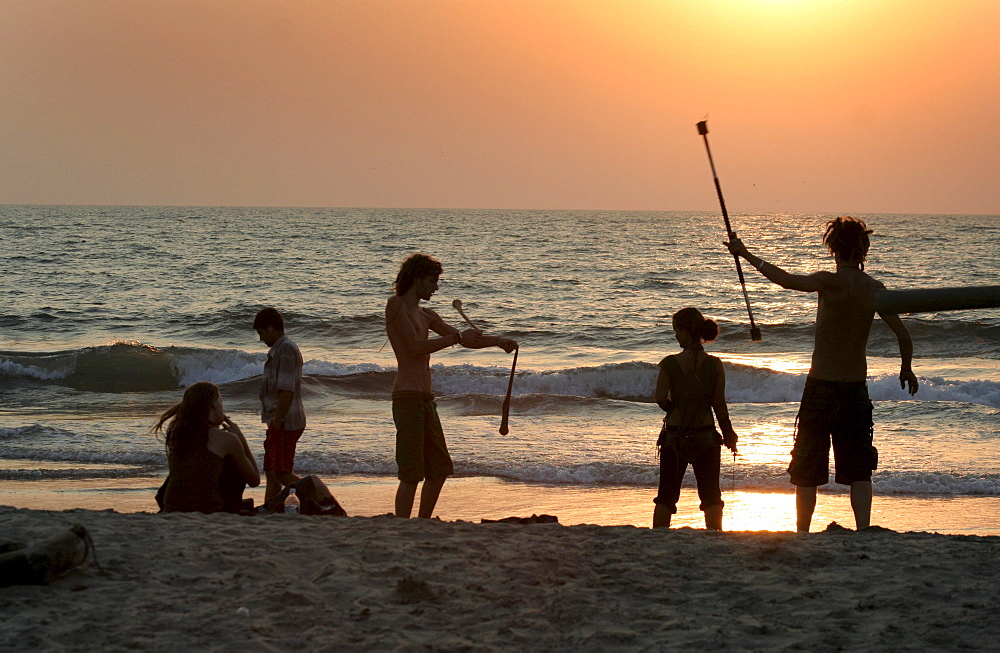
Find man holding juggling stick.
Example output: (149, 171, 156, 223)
(726, 218, 918, 533)
(386, 253, 517, 519)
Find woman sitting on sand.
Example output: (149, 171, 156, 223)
(153, 382, 260, 513)
(653, 308, 738, 530)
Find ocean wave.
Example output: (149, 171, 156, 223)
(0, 342, 176, 391)
(436, 364, 998, 408)
(0, 446, 165, 468)
(0, 424, 78, 441)
(892, 376, 1000, 407)
(4, 302, 997, 361)
(0, 342, 390, 392)
(872, 471, 1000, 496)
(0, 466, 161, 481)
(4, 344, 998, 407)
(3, 444, 999, 496)
(0, 357, 70, 381)
(293, 456, 1000, 496)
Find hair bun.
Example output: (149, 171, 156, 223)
(701, 318, 720, 343)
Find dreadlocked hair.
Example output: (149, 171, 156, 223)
(823, 216, 872, 266)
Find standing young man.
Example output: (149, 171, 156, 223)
(253, 307, 306, 503)
(386, 253, 517, 519)
(726, 217, 918, 532)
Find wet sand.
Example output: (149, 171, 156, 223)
(3, 474, 1000, 535)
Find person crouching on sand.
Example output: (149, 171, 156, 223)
(653, 308, 738, 530)
(153, 382, 260, 514)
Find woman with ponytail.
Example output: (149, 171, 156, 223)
(153, 382, 260, 513)
(652, 308, 738, 530)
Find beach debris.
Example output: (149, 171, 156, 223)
(481, 514, 559, 525)
(394, 576, 436, 604)
(236, 607, 251, 618)
(1, 539, 27, 555)
(0, 525, 91, 587)
(277, 590, 312, 606)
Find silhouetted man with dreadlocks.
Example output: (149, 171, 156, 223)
(727, 217, 918, 532)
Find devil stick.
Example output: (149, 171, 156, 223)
(697, 120, 762, 341)
(452, 299, 518, 434)
(498, 347, 518, 436)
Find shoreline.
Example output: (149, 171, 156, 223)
(2, 474, 999, 536)
(2, 505, 998, 651)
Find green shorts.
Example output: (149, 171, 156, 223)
(393, 396, 454, 483)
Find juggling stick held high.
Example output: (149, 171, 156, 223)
(696, 120, 762, 341)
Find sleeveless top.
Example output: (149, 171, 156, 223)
(163, 446, 226, 513)
(657, 352, 722, 462)
(658, 352, 719, 428)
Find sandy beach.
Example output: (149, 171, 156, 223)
(2, 505, 998, 651)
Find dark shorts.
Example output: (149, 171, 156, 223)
(393, 397, 454, 483)
(654, 426, 724, 513)
(263, 425, 304, 473)
(788, 377, 876, 487)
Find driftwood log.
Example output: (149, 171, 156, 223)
(0, 525, 90, 587)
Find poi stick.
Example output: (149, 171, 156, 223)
(452, 299, 518, 435)
(499, 347, 518, 436)
(451, 299, 479, 330)
(696, 120, 762, 342)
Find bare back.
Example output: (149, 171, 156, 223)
(811, 267, 884, 382)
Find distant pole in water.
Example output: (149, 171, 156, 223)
(696, 120, 762, 342)
(875, 286, 1000, 314)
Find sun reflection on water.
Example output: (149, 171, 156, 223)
(719, 353, 811, 375)
(666, 491, 798, 532)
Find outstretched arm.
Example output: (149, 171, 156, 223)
(878, 310, 918, 395)
(725, 236, 831, 293)
(462, 332, 518, 353)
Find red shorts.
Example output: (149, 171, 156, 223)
(263, 425, 304, 473)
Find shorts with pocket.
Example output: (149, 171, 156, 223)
(788, 377, 876, 487)
(393, 395, 454, 483)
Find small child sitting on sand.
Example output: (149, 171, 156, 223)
(653, 308, 738, 530)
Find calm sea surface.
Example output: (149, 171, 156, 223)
(1, 206, 997, 531)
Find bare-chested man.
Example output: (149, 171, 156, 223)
(386, 253, 517, 519)
(727, 217, 918, 532)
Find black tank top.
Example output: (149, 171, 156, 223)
(658, 352, 718, 428)
(163, 446, 226, 513)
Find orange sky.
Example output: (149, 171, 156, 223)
(1, 0, 997, 213)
